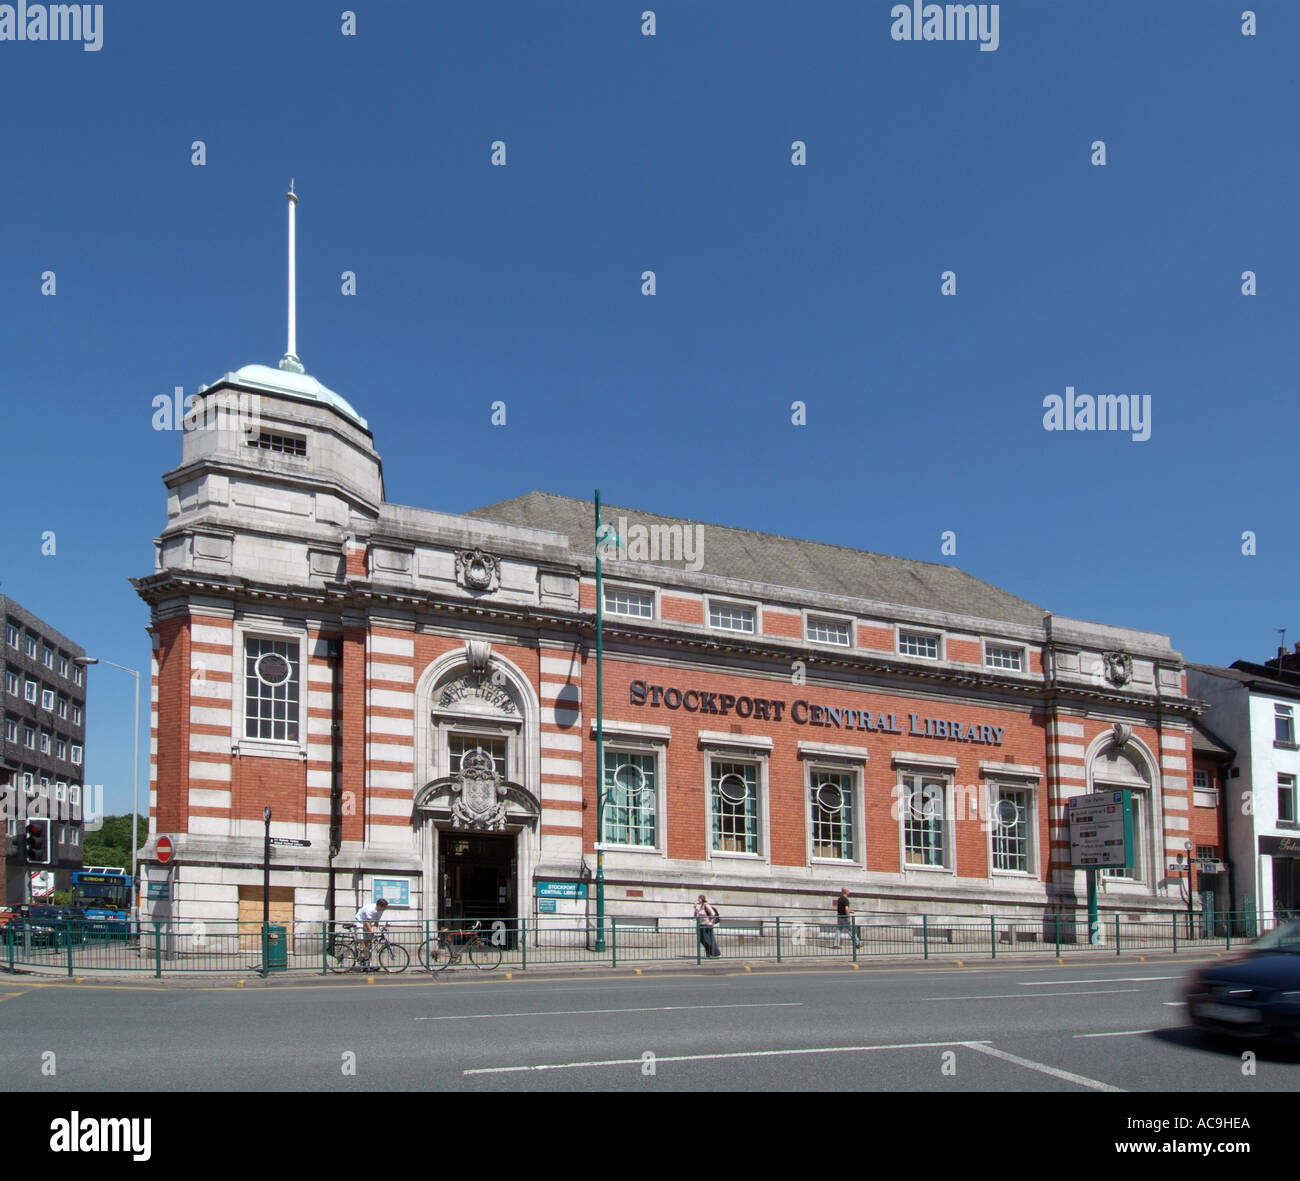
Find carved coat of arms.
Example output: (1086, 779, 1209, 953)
(456, 548, 500, 592)
(1104, 651, 1133, 686)
(450, 747, 508, 830)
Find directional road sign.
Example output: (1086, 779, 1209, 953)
(1068, 790, 1134, 870)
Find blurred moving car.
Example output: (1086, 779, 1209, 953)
(1184, 919, 1300, 1042)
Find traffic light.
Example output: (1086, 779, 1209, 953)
(24, 817, 50, 865)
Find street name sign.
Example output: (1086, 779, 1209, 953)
(268, 838, 311, 847)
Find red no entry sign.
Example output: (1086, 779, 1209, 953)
(156, 836, 173, 864)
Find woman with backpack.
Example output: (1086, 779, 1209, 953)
(694, 894, 721, 958)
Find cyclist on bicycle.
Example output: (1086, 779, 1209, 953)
(354, 898, 388, 960)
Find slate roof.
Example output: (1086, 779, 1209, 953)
(466, 492, 1047, 628)
(1188, 662, 1300, 700)
(1191, 720, 1234, 758)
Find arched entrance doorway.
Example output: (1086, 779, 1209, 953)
(414, 643, 542, 925)
(416, 745, 541, 923)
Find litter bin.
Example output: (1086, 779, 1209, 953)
(264, 924, 288, 971)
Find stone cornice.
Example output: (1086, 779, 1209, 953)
(131, 571, 1200, 719)
(161, 454, 382, 517)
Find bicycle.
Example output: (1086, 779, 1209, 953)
(417, 920, 503, 972)
(327, 932, 358, 973)
(330, 923, 409, 973)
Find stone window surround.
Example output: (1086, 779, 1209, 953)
(806, 761, 860, 866)
(230, 620, 308, 760)
(602, 582, 658, 621)
(1084, 730, 1161, 891)
(701, 744, 768, 862)
(804, 611, 854, 648)
(599, 743, 666, 855)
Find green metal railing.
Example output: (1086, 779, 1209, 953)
(1, 910, 1288, 978)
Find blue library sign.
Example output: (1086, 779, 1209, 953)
(536, 880, 587, 899)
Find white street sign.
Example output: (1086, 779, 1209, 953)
(1068, 790, 1133, 870)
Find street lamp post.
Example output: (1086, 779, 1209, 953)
(75, 657, 142, 924)
(594, 490, 606, 952)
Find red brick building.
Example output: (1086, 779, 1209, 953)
(1187, 722, 1233, 926)
(134, 362, 1203, 931)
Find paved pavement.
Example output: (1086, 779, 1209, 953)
(2, 953, 1297, 1094)
(0, 941, 1246, 985)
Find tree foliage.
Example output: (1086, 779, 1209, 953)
(81, 814, 147, 870)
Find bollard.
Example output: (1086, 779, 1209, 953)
(154, 922, 163, 979)
(1115, 914, 1121, 956)
(922, 914, 929, 961)
(1172, 914, 1178, 954)
(990, 915, 996, 961)
(611, 917, 617, 968)
(776, 916, 782, 963)
(66, 921, 74, 978)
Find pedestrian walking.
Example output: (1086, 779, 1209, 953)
(833, 887, 858, 950)
(694, 894, 721, 958)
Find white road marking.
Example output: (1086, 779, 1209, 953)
(1163, 1001, 1187, 1007)
(1019, 977, 1174, 985)
(418, 1002, 801, 1021)
(465, 1038, 990, 1075)
(1074, 1029, 1159, 1039)
(923, 989, 1143, 1001)
(959, 1041, 1125, 1092)
(448, 980, 736, 996)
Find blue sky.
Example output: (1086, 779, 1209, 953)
(1, 1, 1295, 816)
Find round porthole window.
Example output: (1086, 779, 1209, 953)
(815, 782, 844, 814)
(609, 763, 649, 806)
(909, 785, 941, 820)
(992, 798, 1020, 829)
(255, 652, 291, 686)
(718, 773, 750, 804)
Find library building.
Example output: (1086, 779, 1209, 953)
(134, 353, 1205, 935)
(133, 194, 1205, 935)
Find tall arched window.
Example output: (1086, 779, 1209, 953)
(1089, 739, 1153, 882)
(430, 668, 524, 786)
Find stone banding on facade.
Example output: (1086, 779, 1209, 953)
(133, 364, 1203, 932)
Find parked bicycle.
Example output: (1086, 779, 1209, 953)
(417, 920, 503, 972)
(329, 923, 409, 974)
